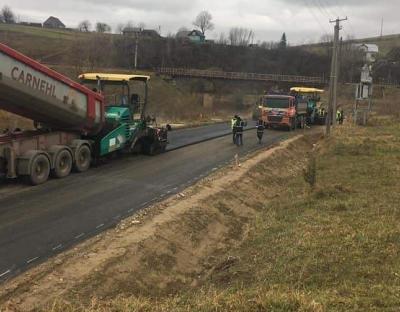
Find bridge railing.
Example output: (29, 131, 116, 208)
(156, 67, 327, 85)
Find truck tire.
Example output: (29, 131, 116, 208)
(52, 149, 73, 178)
(29, 154, 50, 185)
(74, 145, 91, 172)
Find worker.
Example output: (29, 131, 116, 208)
(234, 118, 245, 146)
(336, 109, 341, 124)
(231, 115, 240, 144)
(339, 108, 344, 125)
(256, 119, 264, 144)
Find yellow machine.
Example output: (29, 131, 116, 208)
(290, 87, 325, 124)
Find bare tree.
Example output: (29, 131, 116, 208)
(138, 22, 146, 30)
(95, 22, 111, 33)
(217, 32, 228, 45)
(193, 10, 214, 35)
(78, 20, 91, 32)
(1, 6, 15, 24)
(229, 27, 255, 46)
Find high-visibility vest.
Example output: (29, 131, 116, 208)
(336, 110, 341, 120)
(231, 118, 236, 129)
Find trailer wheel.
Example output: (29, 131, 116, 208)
(29, 154, 50, 185)
(52, 149, 73, 178)
(74, 145, 91, 172)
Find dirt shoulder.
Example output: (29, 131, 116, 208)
(0, 132, 320, 311)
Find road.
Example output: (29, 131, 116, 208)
(0, 122, 294, 282)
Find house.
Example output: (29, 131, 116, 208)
(353, 43, 379, 63)
(176, 29, 205, 44)
(19, 22, 42, 28)
(187, 30, 205, 43)
(122, 27, 161, 39)
(43, 16, 65, 29)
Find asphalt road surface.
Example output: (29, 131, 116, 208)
(0, 123, 295, 282)
(167, 121, 255, 150)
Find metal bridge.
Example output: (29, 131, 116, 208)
(156, 67, 328, 85)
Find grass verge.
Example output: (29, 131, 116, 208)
(44, 118, 400, 312)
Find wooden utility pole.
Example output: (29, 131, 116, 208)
(326, 17, 347, 136)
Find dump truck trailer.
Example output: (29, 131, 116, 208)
(0, 43, 167, 185)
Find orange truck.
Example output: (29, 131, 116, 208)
(259, 94, 308, 130)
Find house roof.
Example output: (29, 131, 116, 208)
(123, 26, 142, 33)
(123, 27, 160, 38)
(44, 16, 65, 27)
(188, 30, 204, 37)
(353, 43, 379, 53)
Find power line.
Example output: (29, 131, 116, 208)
(330, 0, 357, 37)
(302, 0, 329, 36)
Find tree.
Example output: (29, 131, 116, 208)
(1, 6, 15, 24)
(78, 20, 91, 32)
(193, 10, 214, 35)
(217, 32, 228, 45)
(95, 22, 111, 33)
(229, 27, 255, 46)
(279, 32, 287, 49)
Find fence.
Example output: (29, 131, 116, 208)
(156, 67, 327, 85)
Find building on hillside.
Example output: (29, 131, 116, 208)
(188, 30, 205, 43)
(353, 43, 379, 63)
(122, 27, 161, 39)
(43, 16, 65, 29)
(19, 22, 42, 28)
(176, 29, 206, 44)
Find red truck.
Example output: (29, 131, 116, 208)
(260, 94, 308, 130)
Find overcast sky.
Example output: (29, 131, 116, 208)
(2, 0, 398, 44)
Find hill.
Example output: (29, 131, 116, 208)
(0, 24, 94, 62)
(0, 23, 330, 77)
(300, 33, 400, 56)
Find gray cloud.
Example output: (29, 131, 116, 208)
(2, 0, 399, 44)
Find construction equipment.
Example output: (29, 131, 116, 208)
(290, 87, 325, 124)
(260, 94, 308, 130)
(0, 43, 167, 185)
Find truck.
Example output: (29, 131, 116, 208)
(290, 87, 325, 125)
(0, 43, 167, 185)
(259, 94, 308, 130)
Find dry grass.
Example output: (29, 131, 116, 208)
(39, 118, 400, 312)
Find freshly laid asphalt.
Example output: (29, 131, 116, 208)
(0, 122, 296, 282)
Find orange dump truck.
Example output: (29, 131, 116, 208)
(260, 94, 308, 130)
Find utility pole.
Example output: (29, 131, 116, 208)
(380, 17, 384, 38)
(133, 28, 142, 71)
(326, 17, 347, 136)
